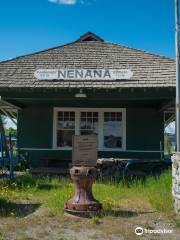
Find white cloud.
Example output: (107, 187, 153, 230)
(49, 0, 77, 5)
(4, 117, 17, 129)
(48, 0, 97, 5)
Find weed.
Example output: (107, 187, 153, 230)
(57, 237, 67, 240)
(173, 217, 180, 228)
(0, 232, 4, 240)
(91, 215, 101, 225)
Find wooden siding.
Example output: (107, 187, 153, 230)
(17, 104, 164, 167)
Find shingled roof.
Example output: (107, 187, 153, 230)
(0, 32, 176, 89)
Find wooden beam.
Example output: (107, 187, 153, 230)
(157, 100, 175, 112)
(0, 109, 17, 125)
(0, 96, 22, 110)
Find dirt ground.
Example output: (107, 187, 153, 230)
(0, 205, 180, 240)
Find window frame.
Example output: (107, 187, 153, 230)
(53, 108, 126, 151)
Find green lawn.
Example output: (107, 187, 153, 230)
(0, 170, 173, 217)
(0, 170, 180, 240)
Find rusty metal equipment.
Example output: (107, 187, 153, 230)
(64, 135, 102, 217)
(64, 166, 102, 217)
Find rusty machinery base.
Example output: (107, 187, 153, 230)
(64, 166, 102, 217)
(64, 209, 102, 218)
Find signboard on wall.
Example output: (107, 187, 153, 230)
(34, 69, 133, 81)
(72, 135, 98, 167)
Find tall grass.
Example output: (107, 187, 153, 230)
(0, 170, 173, 217)
(146, 171, 172, 212)
(95, 170, 173, 215)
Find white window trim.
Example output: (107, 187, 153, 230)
(53, 107, 126, 151)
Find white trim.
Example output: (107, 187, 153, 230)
(19, 148, 163, 152)
(52, 109, 56, 149)
(53, 107, 126, 151)
(98, 112, 104, 150)
(75, 111, 80, 135)
(122, 108, 126, 151)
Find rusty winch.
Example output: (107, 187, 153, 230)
(64, 135, 102, 217)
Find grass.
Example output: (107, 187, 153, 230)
(0, 170, 173, 218)
(97, 172, 173, 216)
(173, 216, 180, 228)
(91, 216, 101, 225)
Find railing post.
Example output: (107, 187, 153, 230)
(0, 133, 4, 166)
(9, 133, 14, 183)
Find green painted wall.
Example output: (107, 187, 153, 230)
(18, 106, 53, 148)
(126, 108, 164, 151)
(17, 104, 164, 167)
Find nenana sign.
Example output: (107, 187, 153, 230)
(34, 69, 133, 81)
(72, 135, 98, 167)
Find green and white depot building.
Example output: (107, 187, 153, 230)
(0, 32, 176, 168)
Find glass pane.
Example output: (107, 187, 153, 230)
(117, 112, 122, 121)
(58, 112, 63, 121)
(104, 112, 109, 117)
(64, 112, 69, 118)
(92, 121, 98, 134)
(80, 119, 86, 129)
(104, 112, 122, 148)
(93, 112, 98, 118)
(80, 112, 99, 136)
(57, 130, 75, 147)
(70, 112, 74, 117)
(87, 112, 92, 117)
(93, 117, 98, 122)
(81, 112, 86, 117)
(63, 121, 75, 129)
(57, 111, 75, 130)
(81, 130, 97, 135)
(104, 136, 122, 148)
(104, 112, 110, 122)
(58, 112, 63, 118)
(111, 112, 116, 119)
(57, 121, 64, 129)
(86, 119, 92, 129)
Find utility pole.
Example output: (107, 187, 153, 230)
(173, 0, 180, 214)
(175, 0, 180, 151)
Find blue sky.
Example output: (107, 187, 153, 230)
(0, 0, 175, 61)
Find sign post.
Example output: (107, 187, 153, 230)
(64, 135, 102, 217)
(175, 0, 180, 152)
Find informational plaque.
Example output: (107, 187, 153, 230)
(72, 135, 98, 166)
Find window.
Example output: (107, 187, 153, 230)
(104, 112, 122, 149)
(56, 111, 75, 147)
(54, 108, 126, 151)
(80, 112, 98, 135)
